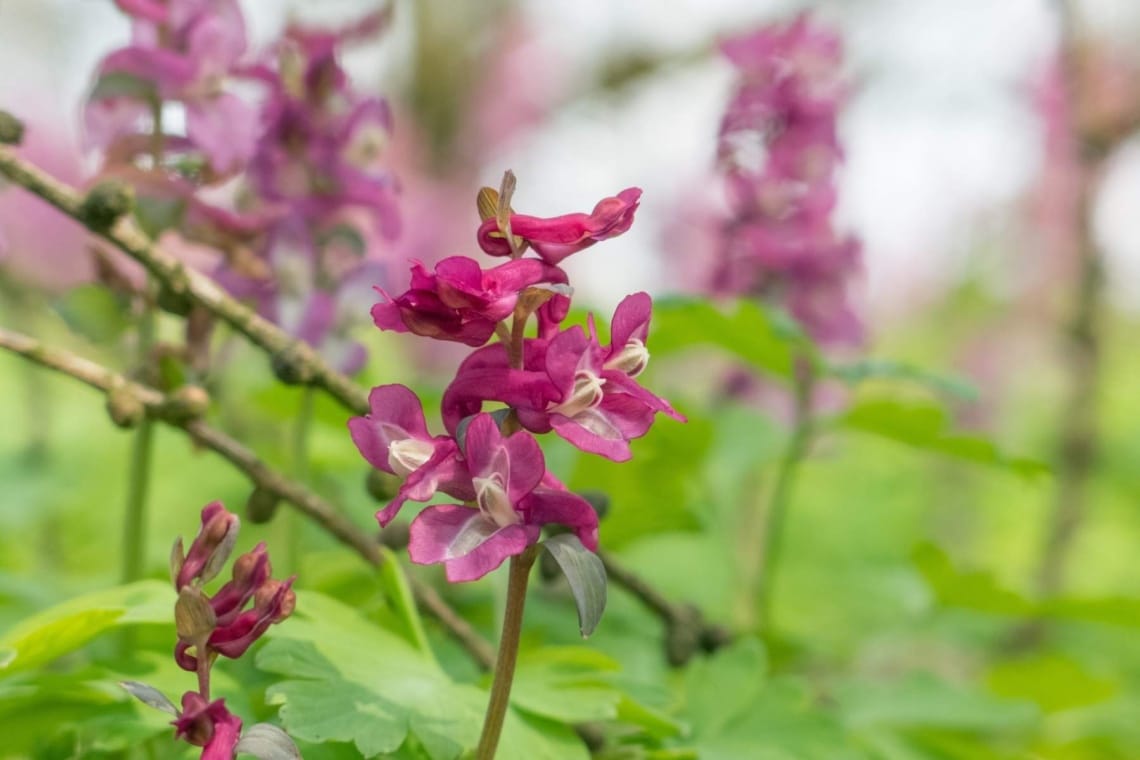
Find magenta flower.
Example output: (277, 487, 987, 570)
(476, 188, 642, 264)
(407, 414, 598, 582)
(442, 293, 683, 461)
(173, 692, 242, 760)
(371, 256, 567, 346)
(706, 13, 862, 346)
(347, 384, 474, 526)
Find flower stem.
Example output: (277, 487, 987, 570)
(121, 303, 156, 585)
(121, 96, 164, 586)
(475, 544, 538, 759)
(755, 361, 815, 636)
(280, 386, 315, 572)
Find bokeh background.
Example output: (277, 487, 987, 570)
(1, 0, 1139, 758)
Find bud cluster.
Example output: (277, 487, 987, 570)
(121, 501, 297, 759)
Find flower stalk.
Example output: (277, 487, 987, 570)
(475, 544, 539, 760)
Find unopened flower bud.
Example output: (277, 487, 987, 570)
(78, 180, 135, 232)
(270, 347, 313, 385)
(245, 487, 279, 524)
(576, 490, 611, 520)
(161, 385, 210, 423)
(106, 386, 145, 429)
(176, 502, 240, 589)
(365, 469, 399, 502)
(0, 110, 25, 145)
(156, 283, 193, 316)
(378, 521, 410, 550)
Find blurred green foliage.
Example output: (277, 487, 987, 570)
(0, 287, 1138, 760)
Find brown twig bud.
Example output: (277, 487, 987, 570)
(78, 180, 135, 232)
(106, 385, 146, 429)
(0, 111, 23, 145)
(160, 385, 210, 423)
(245, 487, 280, 524)
(365, 469, 399, 502)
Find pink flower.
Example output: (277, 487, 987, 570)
(88, 0, 259, 174)
(476, 188, 643, 264)
(371, 256, 567, 346)
(348, 384, 474, 526)
(173, 693, 242, 760)
(705, 14, 862, 346)
(442, 293, 683, 461)
(407, 414, 597, 582)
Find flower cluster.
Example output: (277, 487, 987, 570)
(163, 501, 295, 759)
(349, 177, 682, 581)
(711, 14, 862, 345)
(85, 3, 399, 373)
(87, 0, 257, 175)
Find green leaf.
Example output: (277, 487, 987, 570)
(511, 647, 622, 724)
(52, 285, 133, 344)
(837, 673, 1039, 732)
(651, 297, 811, 379)
(912, 543, 1033, 616)
(838, 396, 1047, 476)
(543, 535, 607, 637)
(569, 414, 711, 547)
(376, 547, 436, 663)
(987, 655, 1117, 713)
(88, 71, 156, 102)
(827, 358, 978, 401)
(0, 581, 171, 676)
(257, 591, 586, 759)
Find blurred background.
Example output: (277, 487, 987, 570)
(1, 0, 1139, 758)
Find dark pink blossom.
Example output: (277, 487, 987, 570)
(174, 694, 242, 759)
(348, 384, 474, 526)
(407, 414, 597, 582)
(173, 692, 242, 760)
(442, 293, 683, 461)
(372, 256, 567, 346)
(476, 188, 642, 264)
(708, 14, 862, 346)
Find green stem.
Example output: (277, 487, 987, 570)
(475, 545, 538, 759)
(755, 362, 815, 636)
(280, 386, 315, 572)
(121, 99, 164, 585)
(121, 305, 156, 584)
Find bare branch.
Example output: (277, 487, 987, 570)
(0, 327, 494, 669)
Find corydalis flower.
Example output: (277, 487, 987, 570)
(407, 414, 597, 582)
(173, 693, 242, 760)
(348, 383, 474, 527)
(442, 293, 684, 461)
(477, 188, 642, 265)
(712, 14, 862, 345)
(371, 256, 568, 346)
(88, 0, 258, 174)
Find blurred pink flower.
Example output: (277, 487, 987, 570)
(707, 14, 863, 346)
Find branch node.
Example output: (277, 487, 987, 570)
(106, 384, 146, 429)
(270, 346, 315, 386)
(78, 180, 135, 232)
(0, 111, 25, 146)
(158, 385, 210, 423)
